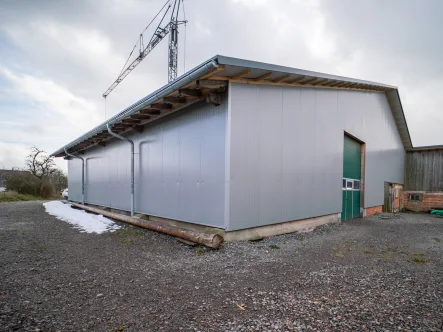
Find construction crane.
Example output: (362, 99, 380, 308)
(102, 0, 187, 98)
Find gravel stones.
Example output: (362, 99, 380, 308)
(0, 202, 442, 331)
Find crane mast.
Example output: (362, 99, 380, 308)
(102, 0, 186, 99)
(168, 0, 181, 82)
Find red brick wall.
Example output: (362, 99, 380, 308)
(393, 184, 403, 212)
(403, 192, 443, 212)
(366, 206, 383, 216)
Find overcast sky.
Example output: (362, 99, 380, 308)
(1, 0, 442, 172)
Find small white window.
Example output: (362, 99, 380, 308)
(353, 180, 360, 190)
(346, 180, 353, 189)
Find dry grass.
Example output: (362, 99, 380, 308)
(0, 191, 42, 203)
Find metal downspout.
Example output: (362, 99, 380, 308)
(107, 124, 135, 217)
(64, 148, 85, 205)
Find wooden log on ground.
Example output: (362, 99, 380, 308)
(71, 203, 224, 249)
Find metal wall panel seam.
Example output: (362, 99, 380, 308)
(279, 86, 284, 227)
(224, 82, 232, 230)
(256, 85, 262, 227)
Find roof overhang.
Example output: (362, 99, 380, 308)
(52, 55, 413, 157)
(407, 145, 443, 152)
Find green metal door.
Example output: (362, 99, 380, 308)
(342, 135, 361, 221)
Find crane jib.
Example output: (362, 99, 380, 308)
(102, 0, 186, 99)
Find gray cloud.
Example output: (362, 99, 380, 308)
(0, 0, 442, 171)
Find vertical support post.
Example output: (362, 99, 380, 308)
(107, 124, 135, 217)
(64, 148, 84, 205)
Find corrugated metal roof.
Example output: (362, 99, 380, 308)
(51, 55, 413, 156)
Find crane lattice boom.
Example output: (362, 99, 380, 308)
(102, 0, 186, 98)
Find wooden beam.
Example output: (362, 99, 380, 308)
(216, 86, 226, 93)
(273, 74, 291, 83)
(199, 65, 225, 80)
(163, 96, 187, 104)
(205, 93, 221, 106)
(207, 75, 381, 92)
(323, 80, 338, 87)
(340, 82, 355, 88)
(253, 72, 272, 82)
(329, 81, 346, 87)
(112, 124, 131, 129)
(140, 109, 161, 115)
(92, 137, 108, 142)
(231, 69, 251, 80)
(111, 127, 128, 132)
(311, 79, 329, 86)
(131, 114, 151, 120)
(151, 103, 173, 110)
(93, 134, 109, 138)
(133, 125, 144, 134)
(287, 76, 306, 84)
(122, 119, 141, 124)
(113, 122, 132, 127)
(196, 80, 228, 89)
(298, 77, 319, 85)
(179, 88, 202, 97)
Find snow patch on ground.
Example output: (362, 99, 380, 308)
(0, 187, 5, 192)
(43, 201, 121, 234)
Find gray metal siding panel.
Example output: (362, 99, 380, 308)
(228, 85, 260, 228)
(257, 86, 283, 225)
(228, 83, 404, 231)
(68, 159, 82, 202)
(68, 99, 227, 228)
(137, 99, 227, 227)
(110, 141, 131, 211)
(85, 155, 111, 207)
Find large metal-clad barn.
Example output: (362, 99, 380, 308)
(52, 55, 412, 239)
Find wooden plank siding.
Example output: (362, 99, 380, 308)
(405, 150, 443, 191)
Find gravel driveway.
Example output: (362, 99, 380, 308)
(1, 201, 442, 331)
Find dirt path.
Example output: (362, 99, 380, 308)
(1, 201, 442, 331)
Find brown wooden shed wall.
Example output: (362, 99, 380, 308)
(405, 150, 443, 191)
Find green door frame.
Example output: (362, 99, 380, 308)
(342, 134, 363, 221)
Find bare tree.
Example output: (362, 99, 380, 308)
(26, 147, 57, 180)
(49, 169, 68, 192)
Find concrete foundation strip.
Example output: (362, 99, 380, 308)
(71, 203, 224, 249)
